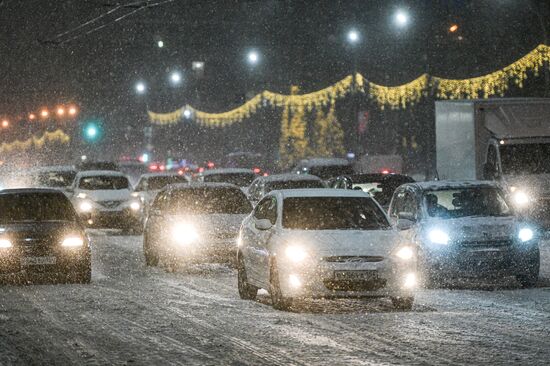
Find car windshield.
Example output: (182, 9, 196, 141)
(267, 180, 325, 192)
(424, 187, 512, 219)
(202, 173, 256, 186)
(282, 197, 389, 230)
(500, 143, 550, 175)
(306, 165, 354, 180)
(35, 171, 76, 188)
(167, 188, 252, 214)
(78, 176, 129, 190)
(0, 193, 77, 223)
(146, 176, 188, 191)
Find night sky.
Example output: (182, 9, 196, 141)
(1, 0, 549, 165)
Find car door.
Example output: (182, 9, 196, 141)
(392, 188, 420, 243)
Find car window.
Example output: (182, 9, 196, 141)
(254, 196, 277, 224)
(0, 193, 77, 223)
(424, 187, 511, 219)
(78, 176, 129, 190)
(266, 180, 324, 192)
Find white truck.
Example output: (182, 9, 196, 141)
(435, 98, 550, 228)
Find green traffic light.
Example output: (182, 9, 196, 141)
(82, 121, 103, 143)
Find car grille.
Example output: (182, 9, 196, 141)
(324, 279, 387, 291)
(98, 200, 124, 209)
(458, 239, 512, 248)
(19, 239, 56, 256)
(322, 256, 384, 263)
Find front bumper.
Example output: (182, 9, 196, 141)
(276, 257, 416, 299)
(163, 237, 238, 262)
(80, 209, 142, 229)
(0, 245, 91, 275)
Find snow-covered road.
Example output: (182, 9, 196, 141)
(1, 232, 550, 365)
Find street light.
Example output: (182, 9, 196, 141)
(347, 29, 360, 45)
(1, 119, 8, 128)
(41, 109, 49, 118)
(170, 71, 182, 86)
(68, 106, 77, 116)
(394, 9, 410, 28)
(247, 50, 259, 66)
(183, 109, 192, 119)
(57, 107, 65, 116)
(29, 113, 36, 120)
(135, 82, 146, 94)
(157, 40, 164, 48)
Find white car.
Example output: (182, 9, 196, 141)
(133, 173, 189, 209)
(70, 170, 143, 233)
(143, 183, 253, 268)
(237, 189, 417, 310)
(247, 173, 325, 204)
(388, 181, 540, 287)
(195, 168, 257, 190)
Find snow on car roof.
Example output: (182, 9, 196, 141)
(298, 158, 350, 167)
(75, 170, 127, 178)
(200, 168, 255, 175)
(169, 182, 242, 191)
(406, 180, 500, 191)
(139, 172, 187, 179)
(261, 173, 322, 182)
(31, 165, 76, 173)
(273, 188, 370, 198)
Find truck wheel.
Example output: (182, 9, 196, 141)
(237, 255, 258, 300)
(391, 296, 414, 310)
(269, 261, 292, 311)
(517, 251, 540, 288)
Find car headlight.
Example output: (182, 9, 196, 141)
(395, 246, 414, 261)
(0, 239, 12, 249)
(512, 191, 530, 206)
(518, 228, 534, 242)
(172, 223, 199, 245)
(130, 201, 141, 211)
(77, 193, 87, 199)
(131, 192, 140, 198)
(79, 201, 93, 212)
(428, 229, 449, 245)
(403, 273, 417, 289)
(285, 245, 308, 263)
(62, 236, 84, 247)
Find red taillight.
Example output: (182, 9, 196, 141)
(159, 165, 166, 171)
(381, 169, 390, 174)
(150, 164, 158, 171)
(178, 169, 184, 175)
(207, 161, 215, 169)
(253, 167, 261, 174)
(263, 172, 269, 177)
(198, 167, 205, 173)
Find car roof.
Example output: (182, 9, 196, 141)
(0, 188, 67, 195)
(344, 173, 414, 183)
(260, 173, 322, 182)
(139, 172, 187, 179)
(167, 182, 242, 192)
(271, 188, 370, 199)
(200, 168, 255, 175)
(75, 170, 127, 178)
(403, 180, 501, 191)
(297, 158, 350, 167)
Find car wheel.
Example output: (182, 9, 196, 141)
(269, 260, 292, 311)
(517, 254, 540, 288)
(237, 254, 258, 300)
(391, 296, 414, 310)
(144, 235, 159, 266)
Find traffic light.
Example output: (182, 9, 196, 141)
(82, 121, 103, 143)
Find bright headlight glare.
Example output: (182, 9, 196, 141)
(513, 191, 530, 206)
(0, 239, 12, 248)
(62, 236, 84, 247)
(130, 201, 141, 211)
(395, 246, 414, 260)
(285, 246, 308, 262)
(403, 273, 417, 289)
(131, 192, 139, 197)
(428, 229, 449, 245)
(518, 228, 534, 242)
(288, 274, 302, 288)
(79, 201, 93, 212)
(76, 193, 87, 199)
(172, 223, 199, 245)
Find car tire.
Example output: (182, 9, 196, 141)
(391, 296, 414, 310)
(269, 260, 292, 311)
(517, 252, 540, 288)
(144, 235, 159, 267)
(237, 254, 258, 300)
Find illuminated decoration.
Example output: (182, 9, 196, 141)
(1, 120, 8, 128)
(29, 113, 36, 120)
(147, 44, 550, 124)
(57, 107, 65, 116)
(310, 101, 345, 157)
(41, 109, 49, 118)
(0, 130, 70, 154)
(279, 86, 309, 168)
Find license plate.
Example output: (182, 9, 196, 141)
(334, 270, 378, 281)
(21, 256, 57, 266)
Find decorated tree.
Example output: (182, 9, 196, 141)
(279, 86, 309, 169)
(311, 101, 345, 158)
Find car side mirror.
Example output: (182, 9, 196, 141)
(396, 218, 415, 230)
(255, 219, 272, 231)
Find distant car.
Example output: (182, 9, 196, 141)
(247, 174, 325, 204)
(0, 189, 91, 283)
(118, 161, 149, 186)
(69, 171, 143, 233)
(330, 173, 414, 209)
(194, 168, 257, 189)
(388, 181, 540, 287)
(77, 161, 120, 172)
(237, 189, 417, 310)
(292, 158, 354, 180)
(29, 165, 77, 193)
(133, 173, 190, 209)
(143, 183, 253, 269)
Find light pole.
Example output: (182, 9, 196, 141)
(346, 29, 361, 155)
(169, 71, 182, 86)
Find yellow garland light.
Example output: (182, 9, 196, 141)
(147, 44, 550, 126)
(0, 130, 70, 154)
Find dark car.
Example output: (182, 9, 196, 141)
(0, 189, 91, 283)
(330, 173, 415, 208)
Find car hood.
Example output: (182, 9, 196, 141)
(169, 213, 247, 236)
(276, 229, 403, 257)
(420, 216, 518, 242)
(80, 189, 132, 202)
(0, 221, 82, 242)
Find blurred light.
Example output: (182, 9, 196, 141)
(62, 236, 84, 247)
(403, 273, 417, 289)
(288, 274, 302, 288)
(263, 172, 269, 177)
(1, 120, 8, 128)
(207, 161, 215, 169)
(41, 109, 49, 118)
(347, 29, 360, 44)
(346, 152, 355, 159)
(139, 153, 150, 163)
(0, 239, 13, 248)
(428, 229, 449, 245)
(192, 61, 204, 70)
(178, 169, 184, 176)
(157, 40, 164, 48)
(381, 169, 390, 174)
(172, 222, 200, 246)
(150, 164, 158, 171)
(253, 167, 261, 174)
(499, 140, 505, 145)
(183, 109, 192, 119)
(29, 113, 36, 120)
(81, 155, 87, 161)
(159, 165, 166, 171)
(86, 126, 98, 138)
(83, 121, 102, 143)
(395, 246, 414, 261)
(449, 24, 459, 33)
(247, 50, 259, 65)
(394, 9, 410, 27)
(135, 82, 146, 94)
(79, 201, 93, 212)
(513, 191, 530, 206)
(518, 228, 534, 242)
(198, 167, 205, 173)
(130, 201, 141, 211)
(170, 71, 182, 85)
(285, 246, 308, 263)
(57, 107, 65, 116)
(68, 106, 77, 116)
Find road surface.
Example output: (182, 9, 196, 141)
(1, 231, 550, 365)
